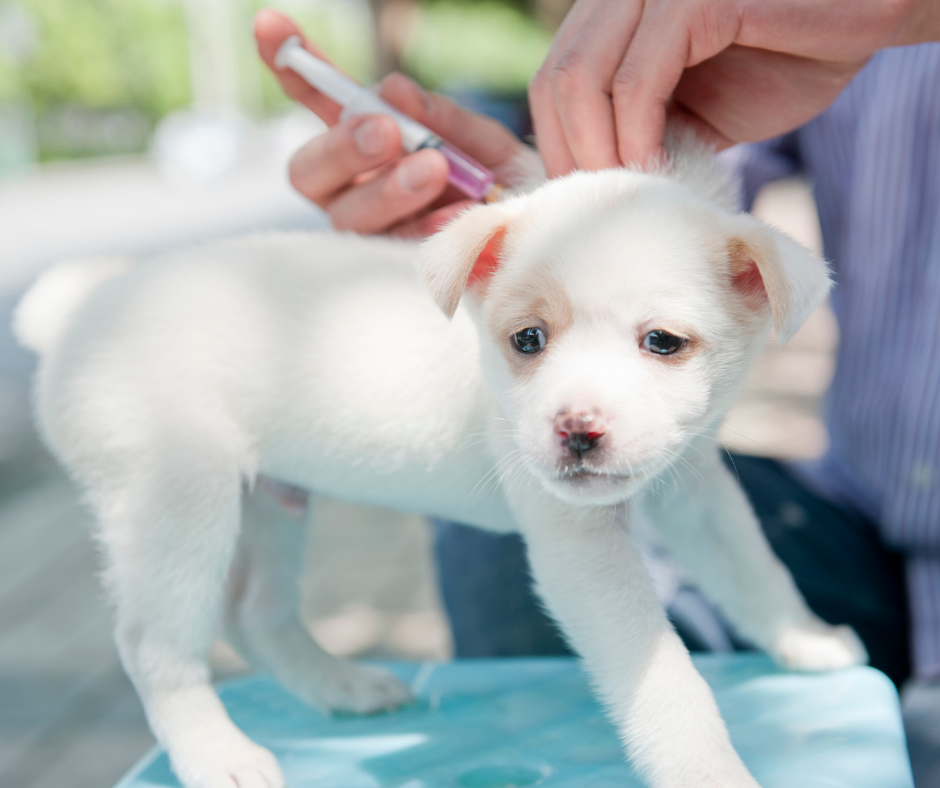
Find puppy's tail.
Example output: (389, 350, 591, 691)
(13, 256, 135, 356)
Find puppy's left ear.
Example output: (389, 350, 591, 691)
(416, 201, 519, 319)
(728, 218, 832, 344)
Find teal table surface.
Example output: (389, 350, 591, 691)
(114, 655, 913, 788)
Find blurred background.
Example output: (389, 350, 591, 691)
(0, 1, 834, 787)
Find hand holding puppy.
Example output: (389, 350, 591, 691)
(254, 9, 525, 238)
(530, 0, 940, 175)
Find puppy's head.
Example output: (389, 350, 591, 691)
(418, 168, 830, 505)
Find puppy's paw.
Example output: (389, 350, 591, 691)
(317, 662, 413, 715)
(172, 733, 283, 788)
(772, 621, 868, 672)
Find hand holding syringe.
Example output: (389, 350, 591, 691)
(276, 36, 502, 204)
(255, 10, 524, 236)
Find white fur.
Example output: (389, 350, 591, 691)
(15, 143, 864, 788)
(14, 255, 135, 355)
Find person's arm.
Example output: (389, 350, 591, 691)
(529, 0, 940, 177)
(254, 9, 525, 238)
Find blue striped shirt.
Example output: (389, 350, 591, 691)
(726, 44, 940, 679)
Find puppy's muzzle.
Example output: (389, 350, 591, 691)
(555, 410, 607, 458)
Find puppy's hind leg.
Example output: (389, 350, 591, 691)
(224, 481, 412, 715)
(96, 445, 282, 788)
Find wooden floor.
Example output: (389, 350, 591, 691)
(0, 448, 155, 788)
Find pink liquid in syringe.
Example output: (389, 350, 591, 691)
(421, 138, 497, 202)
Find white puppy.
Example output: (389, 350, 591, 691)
(15, 142, 865, 788)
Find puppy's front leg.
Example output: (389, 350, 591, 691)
(512, 493, 759, 788)
(642, 442, 867, 671)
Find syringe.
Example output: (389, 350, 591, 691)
(274, 36, 502, 203)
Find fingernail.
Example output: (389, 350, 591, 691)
(397, 154, 434, 192)
(354, 117, 387, 157)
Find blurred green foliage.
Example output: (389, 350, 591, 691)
(0, 0, 550, 161)
(256, 1, 375, 112)
(402, 0, 551, 91)
(258, 0, 550, 108)
(2, 0, 190, 116)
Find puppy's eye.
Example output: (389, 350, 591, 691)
(513, 327, 546, 354)
(643, 329, 685, 355)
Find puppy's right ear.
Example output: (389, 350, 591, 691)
(728, 217, 832, 344)
(416, 202, 517, 319)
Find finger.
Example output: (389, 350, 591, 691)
(550, 0, 643, 171)
(253, 8, 347, 125)
(327, 148, 450, 234)
(528, 80, 576, 178)
(664, 102, 734, 152)
(376, 73, 521, 170)
(288, 114, 401, 206)
(611, 10, 693, 165)
(529, 0, 604, 176)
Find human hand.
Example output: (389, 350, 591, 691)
(529, 0, 940, 176)
(254, 8, 525, 238)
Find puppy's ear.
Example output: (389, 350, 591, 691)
(728, 218, 832, 344)
(416, 202, 517, 319)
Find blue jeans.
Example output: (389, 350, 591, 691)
(433, 455, 911, 686)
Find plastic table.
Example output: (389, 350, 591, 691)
(114, 655, 913, 788)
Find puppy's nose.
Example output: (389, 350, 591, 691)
(554, 411, 607, 456)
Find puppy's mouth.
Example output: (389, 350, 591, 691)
(557, 463, 630, 483)
(538, 461, 639, 504)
